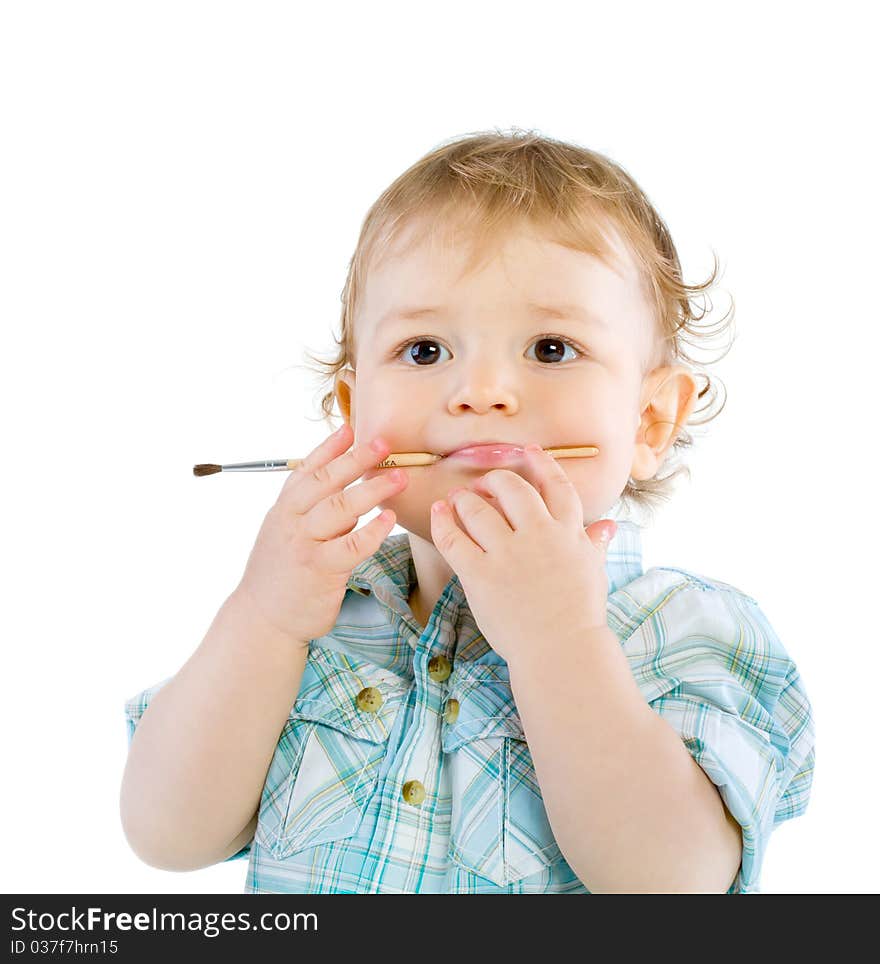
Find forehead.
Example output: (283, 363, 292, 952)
(359, 213, 654, 335)
(371, 211, 637, 279)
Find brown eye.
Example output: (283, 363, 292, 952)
(533, 338, 566, 363)
(407, 340, 443, 365)
(528, 335, 585, 364)
(392, 333, 586, 366)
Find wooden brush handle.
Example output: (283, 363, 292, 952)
(287, 445, 598, 471)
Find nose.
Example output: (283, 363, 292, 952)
(448, 390, 518, 414)
(447, 364, 519, 414)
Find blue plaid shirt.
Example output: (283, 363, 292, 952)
(124, 521, 815, 893)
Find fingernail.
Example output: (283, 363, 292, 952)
(370, 437, 388, 454)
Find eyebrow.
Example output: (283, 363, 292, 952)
(376, 302, 609, 331)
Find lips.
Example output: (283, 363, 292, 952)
(442, 441, 526, 457)
(448, 443, 525, 457)
(444, 443, 528, 467)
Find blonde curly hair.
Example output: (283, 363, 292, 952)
(299, 127, 734, 525)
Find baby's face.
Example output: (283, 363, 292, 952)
(336, 217, 660, 540)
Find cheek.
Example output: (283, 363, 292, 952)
(563, 449, 625, 502)
(588, 405, 629, 440)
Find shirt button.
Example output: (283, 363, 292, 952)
(356, 686, 383, 713)
(443, 698, 460, 724)
(402, 780, 426, 806)
(428, 655, 452, 682)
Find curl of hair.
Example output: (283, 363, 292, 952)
(299, 127, 735, 527)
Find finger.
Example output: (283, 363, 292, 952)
(469, 469, 547, 531)
(304, 466, 408, 541)
(586, 519, 617, 549)
(280, 424, 392, 515)
(444, 487, 511, 550)
(318, 506, 399, 576)
(467, 478, 513, 527)
(430, 498, 485, 568)
(521, 443, 583, 526)
(278, 423, 354, 502)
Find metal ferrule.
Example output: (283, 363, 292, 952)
(221, 460, 291, 472)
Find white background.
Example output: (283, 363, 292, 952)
(2, 0, 875, 894)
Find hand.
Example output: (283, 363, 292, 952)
(234, 423, 408, 647)
(430, 443, 616, 664)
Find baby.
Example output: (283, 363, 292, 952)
(121, 129, 815, 894)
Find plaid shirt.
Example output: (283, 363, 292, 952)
(124, 521, 815, 893)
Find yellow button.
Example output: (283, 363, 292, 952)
(355, 686, 383, 713)
(428, 655, 452, 682)
(402, 780, 426, 806)
(444, 698, 460, 724)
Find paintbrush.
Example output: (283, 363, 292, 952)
(193, 445, 599, 476)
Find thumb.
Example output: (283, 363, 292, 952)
(586, 520, 617, 554)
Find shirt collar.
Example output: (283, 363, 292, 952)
(346, 520, 644, 626)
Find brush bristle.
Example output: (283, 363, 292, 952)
(193, 464, 222, 476)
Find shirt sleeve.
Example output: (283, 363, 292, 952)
(124, 679, 253, 863)
(624, 584, 816, 894)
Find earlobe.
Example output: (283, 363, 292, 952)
(630, 366, 699, 481)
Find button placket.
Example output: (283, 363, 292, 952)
(399, 651, 453, 813)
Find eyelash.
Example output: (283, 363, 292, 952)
(389, 333, 590, 364)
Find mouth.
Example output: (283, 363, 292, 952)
(441, 442, 529, 468)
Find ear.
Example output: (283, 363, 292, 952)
(333, 368, 357, 428)
(630, 365, 700, 482)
